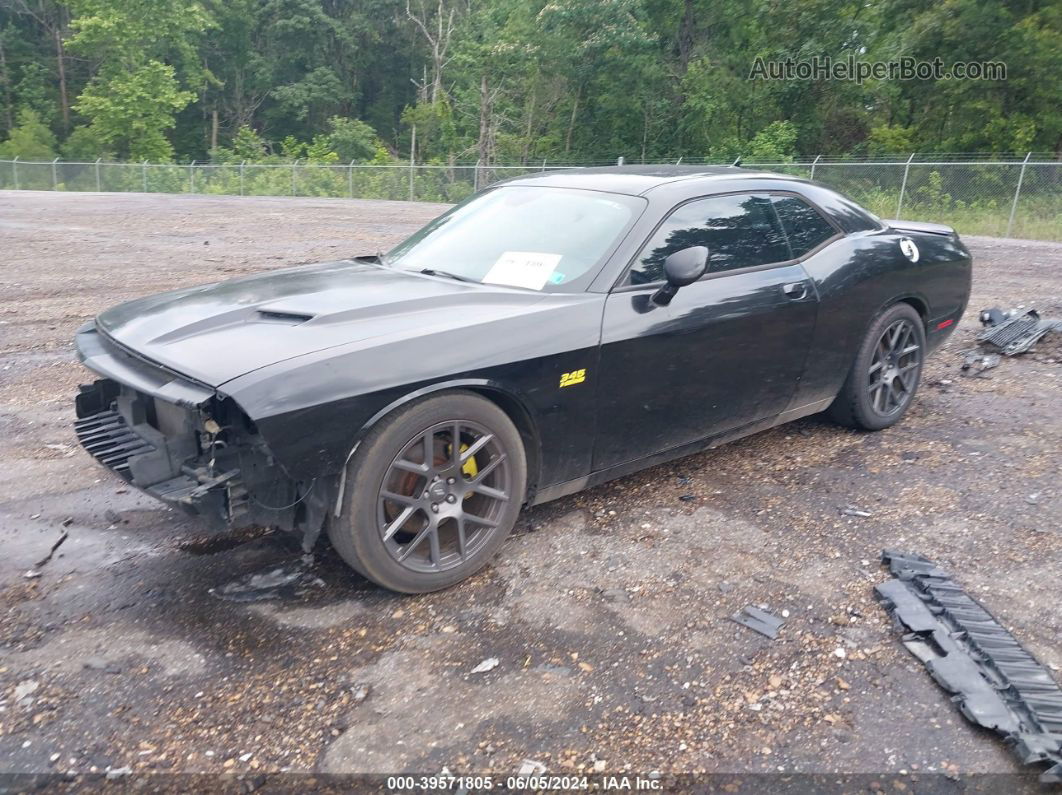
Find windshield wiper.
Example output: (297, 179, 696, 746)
(416, 268, 476, 283)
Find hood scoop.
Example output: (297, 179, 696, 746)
(256, 309, 315, 324)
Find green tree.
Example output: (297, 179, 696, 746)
(3, 0, 1059, 165)
(868, 0, 1061, 153)
(59, 123, 112, 160)
(326, 116, 380, 162)
(866, 124, 915, 156)
(745, 120, 799, 161)
(65, 0, 212, 160)
(0, 107, 57, 158)
(13, 62, 55, 121)
(72, 62, 192, 160)
(535, 0, 657, 156)
(272, 66, 345, 124)
(230, 125, 267, 160)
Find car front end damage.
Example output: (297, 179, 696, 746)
(73, 322, 328, 544)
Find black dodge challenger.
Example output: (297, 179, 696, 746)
(74, 166, 971, 592)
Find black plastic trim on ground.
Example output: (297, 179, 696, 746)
(977, 308, 1062, 355)
(876, 550, 1062, 783)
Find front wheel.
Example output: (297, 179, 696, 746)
(328, 391, 526, 593)
(827, 302, 926, 431)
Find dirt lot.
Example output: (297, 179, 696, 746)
(0, 191, 1059, 786)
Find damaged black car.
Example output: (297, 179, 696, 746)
(74, 166, 972, 592)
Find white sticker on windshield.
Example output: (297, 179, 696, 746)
(482, 251, 562, 291)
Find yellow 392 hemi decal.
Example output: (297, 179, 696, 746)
(559, 368, 587, 388)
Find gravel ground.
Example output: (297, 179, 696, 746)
(0, 191, 1059, 786)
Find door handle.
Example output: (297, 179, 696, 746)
(782, 281, 809, 300)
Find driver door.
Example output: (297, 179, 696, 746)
(593, 192, 819, 470)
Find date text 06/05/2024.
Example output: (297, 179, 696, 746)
(385, 774, 663, 790)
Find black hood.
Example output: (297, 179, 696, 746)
(96, 260, 547, 387)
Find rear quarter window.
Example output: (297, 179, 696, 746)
(771, 195, 839, 257)
(799, 184, 884, 233)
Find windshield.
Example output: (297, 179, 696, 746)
(387, 186, 643, 291)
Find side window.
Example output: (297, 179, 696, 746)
(772, 195, 839, 257)
(627, 193, 789, 285)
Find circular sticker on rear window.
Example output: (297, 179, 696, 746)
(899, 237, 919, 262)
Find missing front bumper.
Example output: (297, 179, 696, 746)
(75, 378, 234, 526)
(74, 376, 324, 537)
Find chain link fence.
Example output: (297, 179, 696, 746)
(1, 155, 1059, 240)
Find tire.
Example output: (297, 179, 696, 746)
(328, 390, 526, 593)
(827, 302, 926, 431)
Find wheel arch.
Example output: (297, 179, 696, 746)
(886, 293, 930, 328)
(332, 378, 542, 517)
(846, 293, 929, 368)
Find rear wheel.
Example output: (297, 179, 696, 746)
(329, 391, 526, 593)
(828, 302, 925, 431)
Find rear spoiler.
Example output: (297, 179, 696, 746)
(882, 219, 955, 236)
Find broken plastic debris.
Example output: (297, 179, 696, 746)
(209, 558, 321, 602)
(876, 550, 1062, 783)
(518, 760, 547, 776)
(979, 307, 1010, 327)
(730, 606, 785, 639)
(470, 657, 500, 674)
(840, 506, 872, 517)
(961, 350, 1001, 375)
(977, 308, 1062, 355)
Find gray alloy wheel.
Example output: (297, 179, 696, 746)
(867, 317, 922, 418)
(377, 418, 512, 574)
(329, 391, 526, 593)
(828, 302, 926, 431)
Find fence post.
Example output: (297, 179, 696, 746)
(142, 160, 148, 192)
(895, 153, 915, 218)
(348, 160, 355, 198)
(94, 157, 101, 191)
(541, 158, 547, 172)
(408, 125, 416, 202)
(239, 161, 245, 196)
(189, 160, 195, 193)
(809, 154, 821, 181)
(291, 159, 298, 196)
(473, 158, 481, 192)
(1006, 152, 1032, 238)
(617, 156, 624, 166)
(11, 156, 17, 190)
(52, 157, 59, 190)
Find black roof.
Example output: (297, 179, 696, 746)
(501, 165, 808, 196)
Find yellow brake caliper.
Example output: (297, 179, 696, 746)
(460, 443, 479, 478)
(447, 442, 479, 499)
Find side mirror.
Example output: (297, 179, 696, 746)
(652, 246, 709, 306)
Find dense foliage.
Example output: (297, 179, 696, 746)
(0, 0, 1059, 164)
